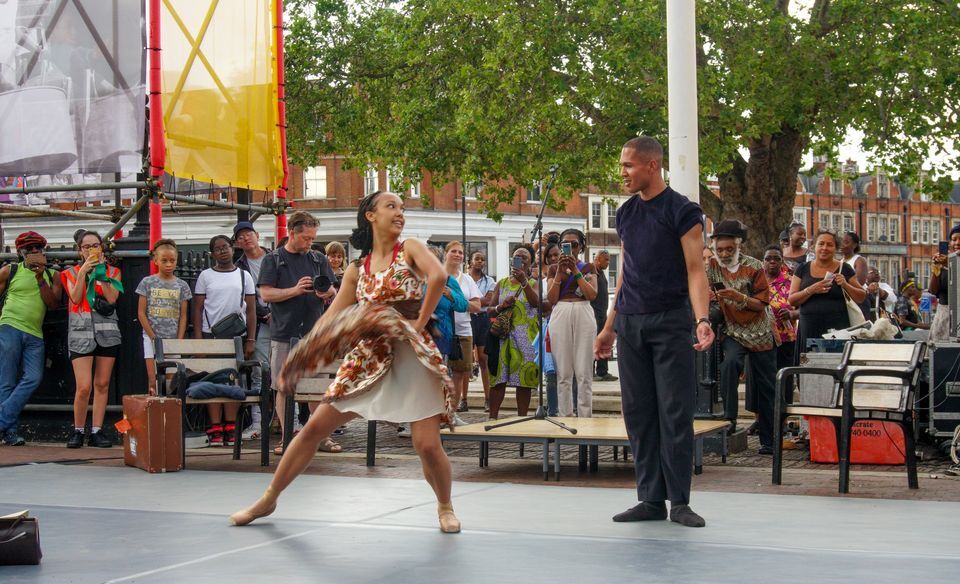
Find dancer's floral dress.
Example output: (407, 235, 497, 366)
(282, 242, 457, 426)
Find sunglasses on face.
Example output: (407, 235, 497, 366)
(20, 246, 44, 254)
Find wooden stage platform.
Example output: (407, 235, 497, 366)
(441, 417, 730, 480)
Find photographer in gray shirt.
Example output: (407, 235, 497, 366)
(259, 211, 337, 454)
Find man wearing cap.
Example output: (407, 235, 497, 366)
(0, 232, 63, 446)
(234, 221, 272, 440)
(706, 220, 777, 455)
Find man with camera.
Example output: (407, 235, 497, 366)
(234, 221, 272, 440)
(0, 231, 63, 446)
(259, 211, 338, 452)
(706, 220, 777, 456)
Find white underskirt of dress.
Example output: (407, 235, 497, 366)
(330, 340, 445, 423)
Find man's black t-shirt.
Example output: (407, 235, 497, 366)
(258, 247, 337, 342)
(615, 187, 703, 315)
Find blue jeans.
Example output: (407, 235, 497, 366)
(0, 325, 45, 432)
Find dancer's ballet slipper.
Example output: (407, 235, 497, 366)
(229, 487, 279, 526)
(438, 502, 461, 534)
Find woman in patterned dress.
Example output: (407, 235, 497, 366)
(230, 191, 462, 533)
(487, 244, 541, 419)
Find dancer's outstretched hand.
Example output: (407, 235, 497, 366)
(275, 365, 301, 395)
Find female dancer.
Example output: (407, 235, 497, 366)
(229, 191, 461, 533)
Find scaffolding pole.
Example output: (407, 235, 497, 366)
(104, 194, 151, 240)
(162, 192, 277, 215)
(0, 181, 149, 196)
(275, 0, 289, 240)
(0, 203, 114, 222)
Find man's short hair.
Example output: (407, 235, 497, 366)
(623, 136, 664, 161)
(595, 250, 610, 257)
(287, 210, 318, 233)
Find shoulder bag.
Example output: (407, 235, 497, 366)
(837, 262, 866, 327)
(207, 270, 248, 339)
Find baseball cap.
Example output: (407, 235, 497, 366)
(233, 221, 256, 238)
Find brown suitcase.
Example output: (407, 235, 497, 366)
(122, 395, 183, 473)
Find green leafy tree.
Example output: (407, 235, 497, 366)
(285, 0, 960, 254)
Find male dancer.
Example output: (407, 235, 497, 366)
(594, 137, 714, 527)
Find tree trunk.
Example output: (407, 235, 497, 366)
(718, 125, 807, 258)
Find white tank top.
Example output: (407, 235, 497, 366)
(844, 254, 863, 269)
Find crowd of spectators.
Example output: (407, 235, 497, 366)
(4, 202, 954, 452)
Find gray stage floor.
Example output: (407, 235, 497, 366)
(1, 464, 958, 583)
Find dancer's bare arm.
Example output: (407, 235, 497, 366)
(402, 238, 446, 332)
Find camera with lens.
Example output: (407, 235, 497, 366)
(313, 274, 331, 293)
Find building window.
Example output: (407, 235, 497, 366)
(303, 165, 327, 199)
(878, 217, 888, 241)
(889, 217, 899, 243)
(607, 202, 618, 229)
(792, 209, 806, 226)
(911, 218, 920, 244)
(464, 180, 482, 200)
(878, 175, 889, 198)
(831, 178, 843, 195)
(833, 213, 843, 233)
(364, 166, 378, 196)
(842, 214, 854, 234)
(591, 201, 602, 230)
(527, 181, 542, 203)
(935, 219, 943, 241)
(820, 212, 830, 232)
(866, 216, 877, 242)
(410, 178, 421, 198)
(607, 252, 619, 289)
(921, 219, 930, 244)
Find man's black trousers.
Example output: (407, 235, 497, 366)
(615, 308, 695, 504)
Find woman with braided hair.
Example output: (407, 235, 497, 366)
(230, 191, 462, 533)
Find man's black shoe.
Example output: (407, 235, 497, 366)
(758, 445, 774, 455)
(670, 504, 706, 528)
(2, 430, 25, 446)
(612, 501, 667, 522)
(88, 430, 113, 448)
(66, 429, 85, 449)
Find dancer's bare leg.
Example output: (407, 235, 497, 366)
(230, 404, 356, 525)
(411, 414, 460, 532)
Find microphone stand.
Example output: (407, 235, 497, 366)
(485, 165, 576, 434)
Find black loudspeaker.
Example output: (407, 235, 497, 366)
(695, 332, 724, 419)
(927, 343, 960, 439)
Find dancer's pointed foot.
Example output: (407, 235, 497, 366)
(438, 502, 461, 533)
(229, 487, 279, 526)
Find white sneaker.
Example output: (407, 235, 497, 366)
(293, 420, 304, 435)
(397, 425, 412, 438)
(241, 425, 260, 440)
(452, 414, 469, 427)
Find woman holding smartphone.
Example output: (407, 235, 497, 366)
(547, 229, 597, 417)
(788, 230, 865, 358)
(928, 225, 960, 340)
(487, 244, 541, 419)
(62, 231, 122, 449)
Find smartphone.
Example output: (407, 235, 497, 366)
(823, 271, 835, 281)
(561, 242, 572, 256)
(939, 241, 950, 255)
(512, 256, 523, 270)
(710, 281, 726, 291)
